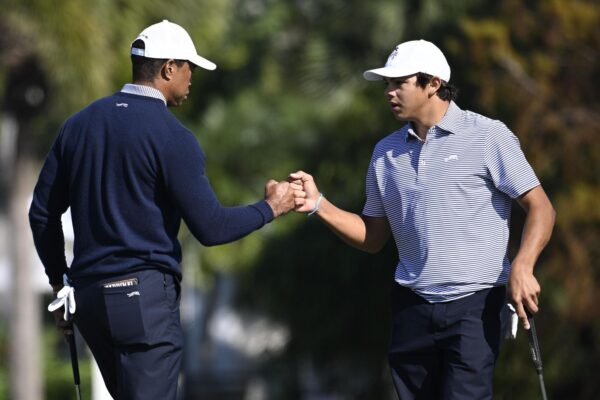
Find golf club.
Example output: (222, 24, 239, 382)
(526, 311, 548, 400)
(48, 276, 81, 400)
(65, 330, 82, 400)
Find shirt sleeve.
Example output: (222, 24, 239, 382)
(485, 122, 540, 198)
(160, 130, 273, 246)
(362, 151, 386, 217)
(29, 130, 70, 286)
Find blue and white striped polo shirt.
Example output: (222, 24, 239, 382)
(363, 101, 540, 302)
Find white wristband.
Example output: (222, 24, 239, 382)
(308, 193, 324, 216)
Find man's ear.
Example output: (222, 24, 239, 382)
(161, 59, 177, 81)
(428, 76, 442, 97)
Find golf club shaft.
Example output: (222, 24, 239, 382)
(538, 373, 548, 400)
(65, 331, 82, 399)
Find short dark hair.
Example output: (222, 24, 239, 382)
(415, 72, 458, 102)
(131, 39, 187, 82)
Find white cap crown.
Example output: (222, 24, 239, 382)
(131, 20, 216, 71)
(363, 40, 450, 82)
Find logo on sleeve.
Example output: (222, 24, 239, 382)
(116, 103, 129, 108)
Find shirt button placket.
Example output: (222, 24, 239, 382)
(417, 140, 428, 182)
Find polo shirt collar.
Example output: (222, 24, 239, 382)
(121, 84, 167, 106)
(436, 101, 463, 135)
(404, 101, 463, 142)
(406, 124, 421, 142)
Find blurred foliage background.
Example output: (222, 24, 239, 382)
(0, 0, 598, 399)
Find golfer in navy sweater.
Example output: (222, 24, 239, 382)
(29, 20, 298, 399)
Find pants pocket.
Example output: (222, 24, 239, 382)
(103, 285, 147, 346)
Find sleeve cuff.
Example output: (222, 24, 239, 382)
(49, 275, 64, 287)
(514, 181, 541, 199)
(251, 200, 275, 225)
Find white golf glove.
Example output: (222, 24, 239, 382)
(505, 303, 519, 339)
(48, 274, 76, 321)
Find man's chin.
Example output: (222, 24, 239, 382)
(167, 99, 185, 107)
(392, 113, 408, 122)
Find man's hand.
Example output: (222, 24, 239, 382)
(50, 308, 74, 335)
(289, 171, 320, 213)
(264, 180, 297, 218)
(507, 263, 540, 330)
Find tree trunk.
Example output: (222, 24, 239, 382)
(7, 114, 42, 400)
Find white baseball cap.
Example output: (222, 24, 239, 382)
(131, 20, 216, 71)
(363, 40, 450, 82)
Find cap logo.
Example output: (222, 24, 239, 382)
(389, 46, 400, 62)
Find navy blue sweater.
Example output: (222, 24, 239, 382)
(29, 92, 273, 285)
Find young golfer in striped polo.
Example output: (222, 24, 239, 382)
(291, 40, 555, 399)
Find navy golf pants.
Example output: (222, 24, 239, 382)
(388, 284, 505, 400)
(73, 269, 183, 400)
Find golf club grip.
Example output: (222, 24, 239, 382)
(526, 313, 544, 373)
(526, 311, 549, 399)
(66, 332, 81, 385)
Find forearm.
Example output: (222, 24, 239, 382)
(315, 198, 384, 253)
(513, 196, 556, 272)
(29, 217, 69, 285)
(185, 200, 273, 246)
(508, 187, 555, 324)
(29, 194, 69, 286)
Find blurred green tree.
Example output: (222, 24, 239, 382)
(1, 0, 598, 398)
(449, 1, 600, 398)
